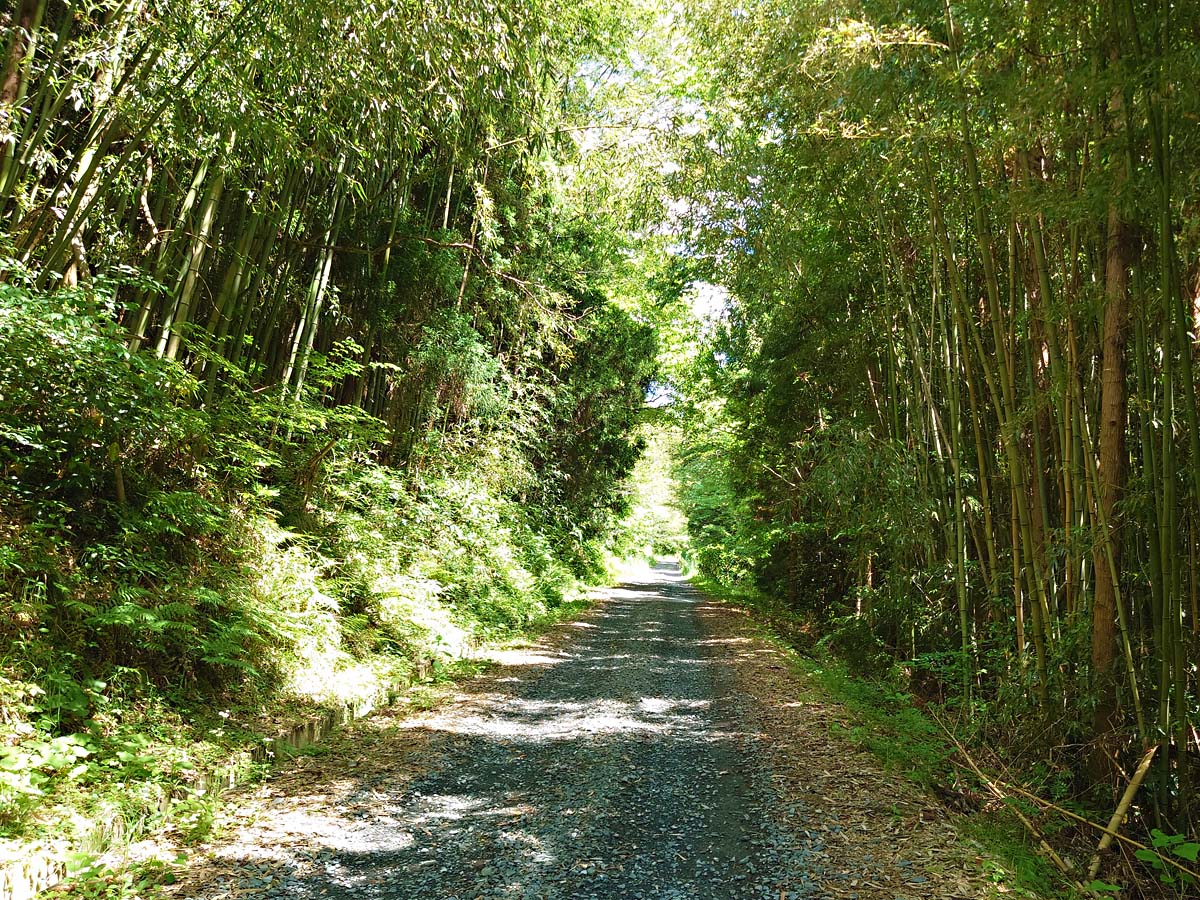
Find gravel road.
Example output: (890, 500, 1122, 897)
(175, 563, 998, 900)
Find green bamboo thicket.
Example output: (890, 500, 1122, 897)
(669, 0, 1200, 839)
(0, 0, 664, 847)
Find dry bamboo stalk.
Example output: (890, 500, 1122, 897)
(934, 715, 1200, 885)
(968, 768, 1200, 882)
(1086, 746, 1158, 881)
(939, 727, 1080, 887)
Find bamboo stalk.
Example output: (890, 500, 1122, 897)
(1087, 746, 1158, 881)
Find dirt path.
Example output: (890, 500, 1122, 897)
(170, 563, 1002, 900)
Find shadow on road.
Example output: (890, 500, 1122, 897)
(191, 561, 822, 900)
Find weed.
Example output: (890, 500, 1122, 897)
(958, 816, 1062, 899)
(46, 854, 184, 900)
(695, 577, 1068, 900)
(165, 790, 223, 845)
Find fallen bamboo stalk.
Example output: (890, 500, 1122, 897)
(963, 767, 1200, 883)
(936, 725, 1081, 889)
(1086, 746, 1158, 881)
(929, 714, 1200, 887)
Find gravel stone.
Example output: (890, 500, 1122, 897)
(171, 561, 1007, 900)
(178, 563, 822, 898)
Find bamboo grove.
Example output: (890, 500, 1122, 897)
(1, 0, 643, 446)
(0, 0, 669, 533)
(672, 0, 1200, 828)
(0, 0, 662, 827)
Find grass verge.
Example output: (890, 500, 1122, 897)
(692, 575, 1072, 900)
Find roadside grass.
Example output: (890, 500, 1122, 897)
(692, 575, 1072, 900)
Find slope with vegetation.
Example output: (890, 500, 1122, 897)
(0, 0, 668, 872)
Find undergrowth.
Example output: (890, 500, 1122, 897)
(0, 282, 643, 888)
(691, 575, 1070, 900)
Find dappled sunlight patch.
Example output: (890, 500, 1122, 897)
(483, 650, 569, 667)
(370, 573, 471, 658)
(409, 793, 490, 824)
(496, 828, 557, 864)
(637, 696, 710, 714)
(483, 803, 537, 819)
(210, 801, 367, 857)
(400, 694, 719, 743)
(583, 657, 710, 672)
(603, 588, 663, 601)
(211, 843, 308, 865)
(696, 636, 753, 646)
(611, 558, 661, 584)
(286, 658, 394, 710)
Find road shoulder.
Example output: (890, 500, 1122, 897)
(692, 591, 1059, 900)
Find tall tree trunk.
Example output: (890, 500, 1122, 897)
(1089, 167, 1132, 784)
(1, 0, 43, 110)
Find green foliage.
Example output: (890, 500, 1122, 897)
(528, 300, 658, 555)
(817, 615, 890, 677)
(54, 853, 184, 900)
(1133, 830, 1200, 887)
(0, 279, 195, 506)
(167, 789, 223, 846)
(0, 734, 93, 815)
(616, 426, 690, 559)
(955, 816, 1062, 900)
(413, 310, 506, 425)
